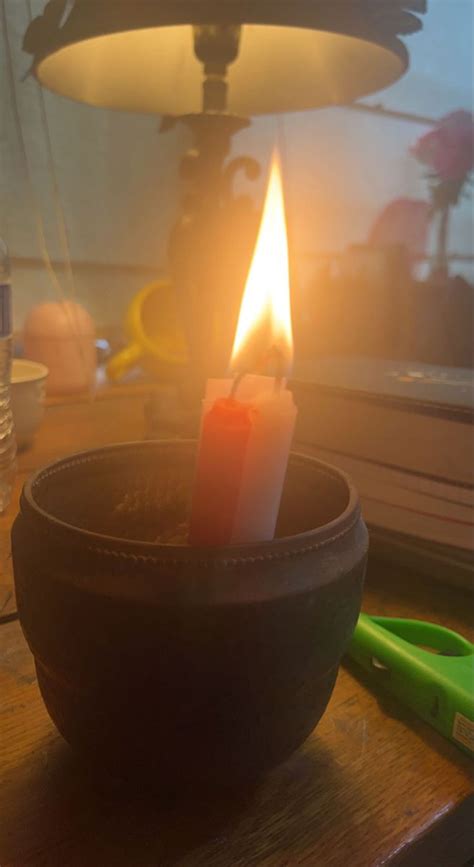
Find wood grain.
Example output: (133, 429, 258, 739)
(0, 389, 473, 866)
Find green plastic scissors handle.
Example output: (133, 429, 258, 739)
(348, 613, 474, 757)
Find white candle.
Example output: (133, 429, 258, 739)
(233, 378, 296, 542)
(190, 150, 297, 546)
(200, 375, 297, 543)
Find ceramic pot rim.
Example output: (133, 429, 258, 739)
(20, 439, 362, 563)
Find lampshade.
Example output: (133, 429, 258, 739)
(24, 1, 426, 116)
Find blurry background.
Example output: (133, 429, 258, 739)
(1, 0, 473, 366)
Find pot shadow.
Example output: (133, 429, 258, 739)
(0, 732, 363, 866)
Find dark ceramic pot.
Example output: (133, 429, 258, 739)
(12, 441, 368, 786)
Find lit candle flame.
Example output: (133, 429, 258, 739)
(230, 149, 293, 376)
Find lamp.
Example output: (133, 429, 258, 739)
(23, 0, 426, 390)
(24, 1, 427, 114)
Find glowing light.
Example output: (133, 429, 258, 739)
(230, 150, 293, 374)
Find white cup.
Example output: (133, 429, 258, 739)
(11, 359, 49, 450)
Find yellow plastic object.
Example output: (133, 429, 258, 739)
(106, 280, 188, 381)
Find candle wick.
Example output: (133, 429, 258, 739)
(230, 371, 246, 399)
(231, 346, 286, 397)
(264, 345, 286, 380)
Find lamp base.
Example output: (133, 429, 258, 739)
(162, 111, 261, 400)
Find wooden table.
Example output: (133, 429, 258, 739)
(1, 390, 473, 866)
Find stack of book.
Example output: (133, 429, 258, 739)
(292, 358, 473, 588)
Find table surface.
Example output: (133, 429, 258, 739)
(1, 387, 473, 867)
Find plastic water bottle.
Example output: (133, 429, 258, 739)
(0, 239, 16, 512)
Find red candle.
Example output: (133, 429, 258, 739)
(189, 397, 255, 546)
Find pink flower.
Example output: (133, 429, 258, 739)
(411, 110, 474, 181)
